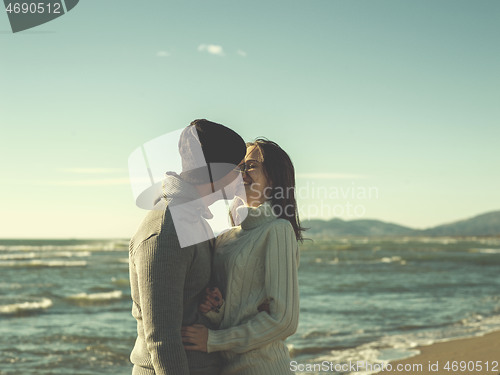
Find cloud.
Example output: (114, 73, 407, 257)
(237, 49, 247, 57)
(156, 50, 170, 57)
(59, 168, 124, 174)
(296, 173, 369, 180)
(198, 44, 225, 56)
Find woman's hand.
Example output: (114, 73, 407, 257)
(257, 300, 270, 314)
(182, 324, 208, 352)
(199, 287, 223, 313)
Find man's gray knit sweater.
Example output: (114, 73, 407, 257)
(129, 174, 220, 375)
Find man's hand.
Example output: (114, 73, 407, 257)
(182, 324, 208, 352)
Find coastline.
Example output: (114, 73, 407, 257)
(377, 330, 500, 375)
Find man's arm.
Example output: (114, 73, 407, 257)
(134, 233, 191, 375)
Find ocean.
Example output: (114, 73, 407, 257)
(1, 237, 499, 374)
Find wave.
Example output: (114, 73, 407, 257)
(0, 252, 37, 260)
(308, 256, 408, 266)
(67, 291, 124, 305)
(0, 245, 99, 251)
(376, 256, 406, 265)
(0, 251, 91, 260)
(477, 248, 500, 254)
(293, 312, 500, 375)
(314, 257, 340, 265)
(48, 251, 91, 258)
(0, 240, 128, 253)
(288, 343, 334, 358)
(0, 260, 87, 268)
(0, 297, 53, 315)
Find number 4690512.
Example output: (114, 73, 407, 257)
(5, 2, 62, 14)
(443, 361, 498, 372)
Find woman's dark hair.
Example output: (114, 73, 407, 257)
(247, 138, 306, 242)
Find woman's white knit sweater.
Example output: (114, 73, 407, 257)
(206, 202, 300, 375)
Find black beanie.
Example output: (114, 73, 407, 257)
(179, 119, 246, 184)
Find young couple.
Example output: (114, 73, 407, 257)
(129, 119, 304, 375)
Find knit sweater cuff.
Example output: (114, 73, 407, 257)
(203, 300, 225, 327)
(206, 329, 224, 353)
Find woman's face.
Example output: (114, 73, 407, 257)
(240, 145, 271, 207)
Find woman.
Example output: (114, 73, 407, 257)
(182, 138, 304, 375)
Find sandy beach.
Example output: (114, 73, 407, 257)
(378, 330, 500, 375)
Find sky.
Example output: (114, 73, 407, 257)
(1, 0, 499, 238)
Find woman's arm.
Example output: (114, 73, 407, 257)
(206, 221, 300, 354)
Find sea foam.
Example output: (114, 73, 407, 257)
(0, 297, 53, 315)
(0, 260, 87, 267)
(67, 290, 123, 303)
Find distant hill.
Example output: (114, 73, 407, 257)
(302, 210, 500, 237)
(303, 218, 416, 237)
(420, 211, 500, 236)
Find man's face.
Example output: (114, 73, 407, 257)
(212, 163, 245, 200)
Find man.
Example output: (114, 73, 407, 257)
(129, 119, 246, 375)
